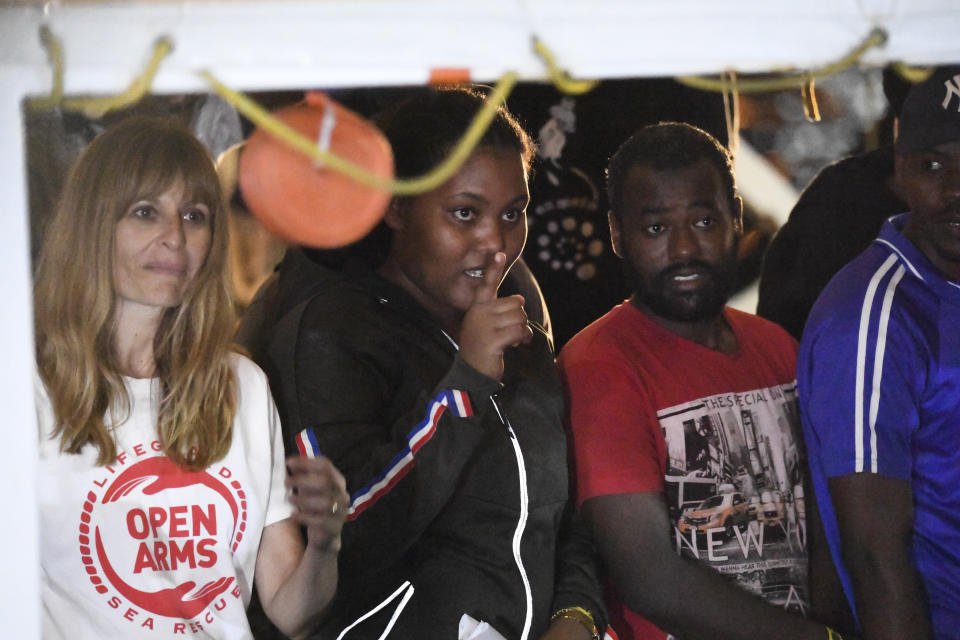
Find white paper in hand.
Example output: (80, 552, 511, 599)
(458, 613, 508, 640)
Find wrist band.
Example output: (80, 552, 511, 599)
(826, 627, 844, 640)
(551, 606, 600, 640)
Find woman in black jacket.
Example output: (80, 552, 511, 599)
(258, 88, 606, 640)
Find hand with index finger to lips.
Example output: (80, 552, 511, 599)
(285, 455, 350, 554)
(458, 252, 534, 382)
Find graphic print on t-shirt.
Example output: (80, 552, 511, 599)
(78, 442, 248, 633)
(659, 382, 808, 614)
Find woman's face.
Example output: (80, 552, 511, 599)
(380, 148, 529, 329)
(113, 180, 213, 314)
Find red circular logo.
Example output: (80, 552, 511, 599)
(80, 456, 247, 620)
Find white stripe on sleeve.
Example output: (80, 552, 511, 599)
(855, 253, 898, 472)
(869, 264, 905, 472)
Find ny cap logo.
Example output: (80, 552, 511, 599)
(941, 73, 960, 111)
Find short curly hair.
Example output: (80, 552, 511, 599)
(606, 122, 736, 218)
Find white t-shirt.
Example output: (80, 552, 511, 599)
(37, 354, 293, 639)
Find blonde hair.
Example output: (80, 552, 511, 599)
(34, 116, 237, 470)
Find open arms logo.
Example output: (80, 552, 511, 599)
(79, 454, 248, 627)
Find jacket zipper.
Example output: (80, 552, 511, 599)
(491, 396, 533, 640)
(442, 328, 533, 640)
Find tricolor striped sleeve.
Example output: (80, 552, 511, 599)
(296, 389, 473, 520)
(295, 428, 323, 458)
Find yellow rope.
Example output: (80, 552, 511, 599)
(721, 70, 740, 157)
(64, 37, 173, 118)
(891, 61, 933, 84)
(27, 26, 522, 197)
(801, 73, 821, 122)
(532, 37, 599, 95)
(677, 28, 888, 93)
(28, 24, 915, 198)
(28, 32, 173, 118)
(27, 26, 64, 110)
(200, 69, 520, 196)
(200, 36, 593, 196)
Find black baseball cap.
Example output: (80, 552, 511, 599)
(896, 64, 960, 153)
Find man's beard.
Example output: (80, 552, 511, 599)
(628, 252, 737, 322)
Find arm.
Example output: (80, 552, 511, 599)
(292, 254, 529, 577)
(583, 492, 827, 640)
(559, 346, 806, 640)
(254, 456, 349, 640)
(539, 617, 594, 640)
(798, 271, 928, 639)
(295, 321, 498, 572)
(828, 473, 931, 640)
(807, 480, 858, 635)
(540, 505, 607, 640)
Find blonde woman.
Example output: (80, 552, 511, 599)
(34, 116, 347, 640)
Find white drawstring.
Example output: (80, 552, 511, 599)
(335, 581, 415, 640)
(376, 583, 416, 640)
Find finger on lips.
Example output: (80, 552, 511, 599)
(475, 252, 506, 304)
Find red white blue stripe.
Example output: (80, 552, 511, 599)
(346, 389, 472, 521)
(295, 428, 323, 459)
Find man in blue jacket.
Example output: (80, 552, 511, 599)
(799, 65, 960, 640)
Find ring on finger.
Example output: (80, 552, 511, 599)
(331, 500, 340, 516)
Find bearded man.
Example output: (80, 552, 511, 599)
(558, 123, 842, 640)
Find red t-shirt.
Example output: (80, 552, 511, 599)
(558, 302, 806, 640)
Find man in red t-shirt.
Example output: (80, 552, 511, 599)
(558, 123, 844, 640)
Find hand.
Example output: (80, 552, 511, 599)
(285, 455, 350, 553)
(458, 252, 533, 381)
(538, 616, 594, 640)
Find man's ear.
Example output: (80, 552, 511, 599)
(732, 195, 744, 236)
(383, 198, 405, 231)
(608, 210, 624, 258)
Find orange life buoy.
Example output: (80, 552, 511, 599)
(238, 92, 394, 248)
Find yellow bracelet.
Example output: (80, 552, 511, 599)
(551, 606, 600, 640)
(826, 627, 844, 640)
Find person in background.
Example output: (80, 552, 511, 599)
(253, 87, 607, 640)
(506, 78, 729, 349)
(798, 64, 960, 639)
(34, 117, 348, 640)
(559, 123, 841, 640)
(756, 66, 914, 341)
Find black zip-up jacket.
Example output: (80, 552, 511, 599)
(252, 252, 606, 639)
